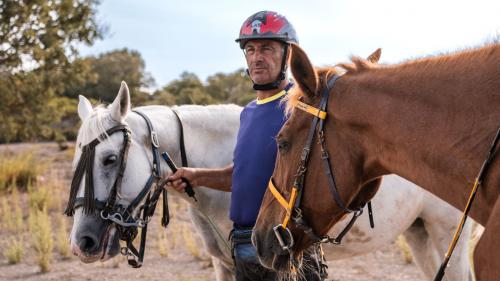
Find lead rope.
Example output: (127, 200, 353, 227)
(434, 127, 499, 281)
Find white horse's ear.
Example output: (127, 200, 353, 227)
(110, 81, 131, 122)
(78, 95, 93, 121)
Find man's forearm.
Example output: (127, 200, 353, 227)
(195, 165, 233, 192)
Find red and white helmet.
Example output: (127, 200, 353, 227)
(235, 11, 298, 49)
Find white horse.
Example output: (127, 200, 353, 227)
(69, 82, 472, 281)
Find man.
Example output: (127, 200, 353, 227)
(167, 11, 326, 281)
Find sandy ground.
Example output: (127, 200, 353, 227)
(0, 142, 424, 281)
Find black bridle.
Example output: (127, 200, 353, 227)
(269, 75, 374, 252)
(65, 109, 195, 268)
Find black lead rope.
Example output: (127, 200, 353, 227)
(162, 109, 197, 201)
(434, 127, 499, 281)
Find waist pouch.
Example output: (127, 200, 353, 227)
(230, 226, 259, 264)
(231, 227, 253, 245)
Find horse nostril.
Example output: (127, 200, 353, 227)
(78, 235, 98, 253)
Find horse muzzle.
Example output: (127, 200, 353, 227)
(72, 223, 120, 263)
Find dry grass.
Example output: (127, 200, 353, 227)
(396, 235, 413, 264)
(1, 187, 24, 232)
(28, 183, 52, 211)
(4, 236, 24, 264)
(0, 151, 44, 192)
(182, 224, 202, 260)
(157, 230, 169, 257)
(55, 212, 71, 258)
(29, 208, 54, 272)
(469, 222, 484, 281)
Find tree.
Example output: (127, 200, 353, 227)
(149, 69, 255, 107)
(205, 68, 254, 105)
(163, 72, 214, 105)
(70, 49, 154, 104)
(0, 0, 103, 72)
(0, 0, 103, 143)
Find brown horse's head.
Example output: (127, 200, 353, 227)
(253, 44, 383, 271)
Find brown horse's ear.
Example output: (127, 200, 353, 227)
(367, 48, 382, 63)
(290, 43, 318, 98)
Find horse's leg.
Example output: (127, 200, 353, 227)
(187, 206, 235, 281)
(422, 202, 472, 281)
(212, 257, 236, 281)
(403, 218, 441, 280)
(474, 197, 500, 281)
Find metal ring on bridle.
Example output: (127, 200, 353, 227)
(273, 224, 295, 251)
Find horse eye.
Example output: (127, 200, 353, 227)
(277, 140, 290, 153)
(103, 155, 117, 166)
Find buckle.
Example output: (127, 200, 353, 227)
(151, 131, 160, 148)
(273, 224, 295, 251)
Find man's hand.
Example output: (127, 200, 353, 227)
(164, 165, 233, 193)
(166, 167, 198, 193)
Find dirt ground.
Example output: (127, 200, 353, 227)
(0, 142, 424, 281)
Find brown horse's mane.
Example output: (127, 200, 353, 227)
(284, 43, 500, 115)
(284, 60, 371, 115)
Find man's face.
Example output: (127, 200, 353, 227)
(244, 40, 284, 85)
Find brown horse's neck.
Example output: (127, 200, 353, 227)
(334, 44, 500, 225)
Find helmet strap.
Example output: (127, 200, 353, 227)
(248, 44, 289, 91)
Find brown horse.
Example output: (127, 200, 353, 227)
(253, 43, 500, 280)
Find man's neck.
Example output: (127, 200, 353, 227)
(256, 80, 289, 100)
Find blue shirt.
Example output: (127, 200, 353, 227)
(230, 86, 291, 227)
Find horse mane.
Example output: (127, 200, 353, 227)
(284, 67, 344, 115)
(284, 43, 500, 116)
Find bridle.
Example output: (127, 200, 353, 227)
(268, 74, 374, 252)
(64, 109, 195, 268)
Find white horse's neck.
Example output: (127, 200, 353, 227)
(126, 104, 241, 207)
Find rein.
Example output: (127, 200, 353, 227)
(434, 127, 500, 281)
(65, 109, 196, 268)
(269, 75, 374, 253)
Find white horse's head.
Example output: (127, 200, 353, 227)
(68, 82, 154, 263)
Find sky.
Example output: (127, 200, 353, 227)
(78, 0, 500, 89)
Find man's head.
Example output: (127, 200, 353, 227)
(235, 11, 298, 91)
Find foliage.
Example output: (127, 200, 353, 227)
(205, 68, 254, 105)
(0, 0, 103, 143)
(150, 68, 254, 106)
(67, 48, 154, 104)
(0, 0, 103, 72)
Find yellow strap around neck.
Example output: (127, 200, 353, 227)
(295, 101, 327, 119)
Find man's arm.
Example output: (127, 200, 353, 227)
(165, 164, 233, 193)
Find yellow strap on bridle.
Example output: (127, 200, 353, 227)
(268, 180, 298, 228)
(295, 101, 327, 119)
